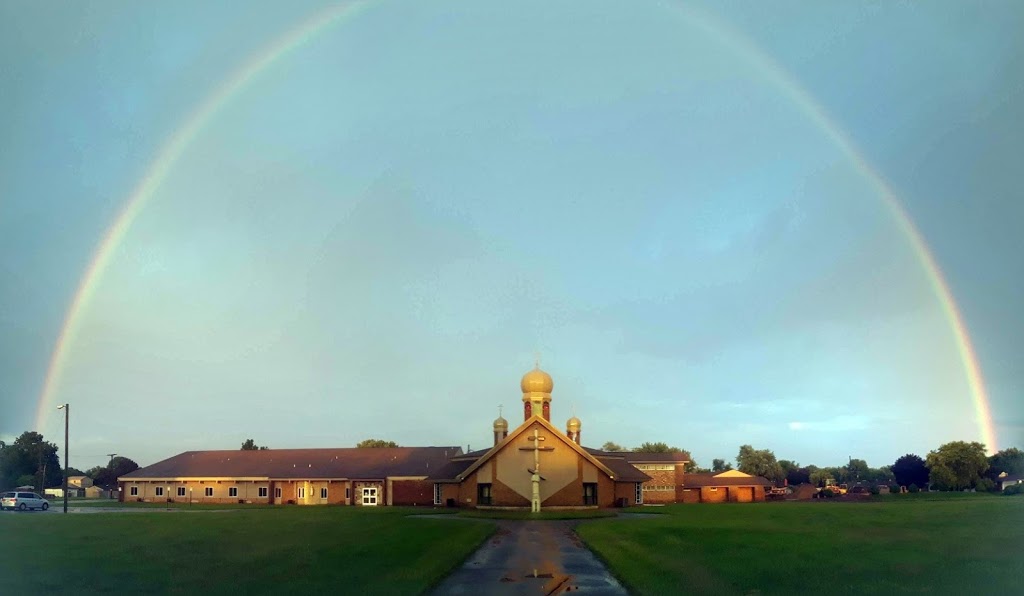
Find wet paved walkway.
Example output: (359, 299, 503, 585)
(430, 519, 628, 595)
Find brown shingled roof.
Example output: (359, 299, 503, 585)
(120, 447, 462, 481)
(595, 457, 651, 482)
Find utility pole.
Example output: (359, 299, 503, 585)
(106, 454, 117, 500)
(58, 403, 69, 514)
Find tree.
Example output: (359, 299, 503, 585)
(92, 456, 139, 488)
(711, 458, 732, 473)
(778, 460, 809, 485)
(356, 439, 399, 448)
(866, 466, 895, 485)
(0, 431, 61, 491)
(809, 469, 834, 487)
(633, 442, 682, 453)
(736, 445, 784, 483)
(891, 454, 929, 488)
(63, 467, 86, 478)
(84, 466, 106, 479)
(241, 439, 269, 451)
(684, 459, 707, 473)
(601, 441, 624, 452)
(847, 458, 869, 481)
(926, 441, 988, 491)
(987, 447, 1024, 480)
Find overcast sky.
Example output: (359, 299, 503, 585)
(2, 0, 1021, 472)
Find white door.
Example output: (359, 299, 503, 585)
(361, 487, 378, 506)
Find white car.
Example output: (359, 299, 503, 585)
(1, 491, 50, 511)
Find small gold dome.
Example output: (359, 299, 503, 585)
(567, 416, 581, 430)
(521, 367, 554, 393)
(493, 416, 508, 431)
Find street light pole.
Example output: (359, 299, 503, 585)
(57, 403, 69, 514)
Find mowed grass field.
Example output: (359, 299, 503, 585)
(0, 506, 493, 594)
(577, 494, 1024, 595)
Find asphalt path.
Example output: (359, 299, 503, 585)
(429, 519, 629, 595)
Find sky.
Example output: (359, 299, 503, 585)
(1, 0, 1021, 472)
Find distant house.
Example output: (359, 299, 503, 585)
(68, 476, 93, 489)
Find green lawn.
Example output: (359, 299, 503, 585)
(457, 508, 617, 520)
(1, 507, 492, 594)
(577, 495, 1024, 595)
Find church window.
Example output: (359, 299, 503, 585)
(275, 487, 282, 498)
(297, 486, 305, 499)
(229, 487, 238, 497)
(346, 487, 350, 499)
(433, 484, 442, 505)
(583, 483, 598, 505)
(177, 487, 186, 497)
(130, 486, 138, 496)
(258, 487, 268, 498)
(320, 487, 328, 499)
(635, 483, 643, 505)
(205, 487, 213, 497)
(155, 487, 164, 497)
(477, 483, 492, 505)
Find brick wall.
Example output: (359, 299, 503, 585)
(613, 482, 636, 507)
(700, 486, 728, 503)
(390, 479, 433, 506)
(491, 478, 529, 507)
(544, 477, 585, 507)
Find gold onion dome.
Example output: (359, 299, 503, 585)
(567, 416, 581, 430)
(521, 367, 554, 393)
(493, 416, 508, 431)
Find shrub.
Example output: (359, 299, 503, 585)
(975, 478, 995, 493)
(908, 484, 920, 493)
(821, 488, 835, 498)
(1003, 484, 1024, 496)
(889, 484, 902, 494)
(869, 485, 880, 496)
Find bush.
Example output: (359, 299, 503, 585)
(975, 478, 996, 493)
(1003, 484, 1024, 496)
(869, 485, 880, 496)
(908, 484, 920, 493)
(889, 484, 902, 494)
(821, 488, 835, 498)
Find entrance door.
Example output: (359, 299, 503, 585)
(361, 487, 378, 506)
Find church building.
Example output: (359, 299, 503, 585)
(119, 366, 766, 507)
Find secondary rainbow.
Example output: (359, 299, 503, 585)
(34, 1, 998, 452)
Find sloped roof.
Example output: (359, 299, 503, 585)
(683, 473, 771, 487)
(596, 456, 651, 482)
(593, 450, 688, 464)
(457, 416, 627, 483)
(120, 447, 463, 481)
(426, 459, 475, 482)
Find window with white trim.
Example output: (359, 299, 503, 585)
(275, 487, 282, 498)
(177, 487, 186, 497)
(320, 487, 328, 499)
(345, 487, 350, 499)
(129, 486, 138, 496)
(297, 486, 305, 499)
(155, 487, 164, 497)
(433, 483, 442, 505)
(229, 487, 238, 497)
(258, 487, 268, 498)
(205, 487, 213, 497)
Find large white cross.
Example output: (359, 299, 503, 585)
(521, 429, 552, 512)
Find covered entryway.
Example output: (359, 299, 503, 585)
(361, 487, 378, 506)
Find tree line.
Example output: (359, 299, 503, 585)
(0, 431, 139, 492)
(601, 438, 1023, 491)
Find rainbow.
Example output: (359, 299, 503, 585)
(34, 1, 998, 452)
